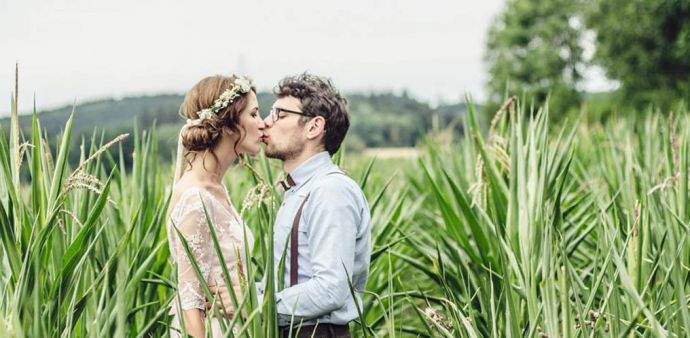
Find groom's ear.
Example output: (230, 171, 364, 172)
(305, 116, 326, 140)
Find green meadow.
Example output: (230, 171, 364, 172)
(1, 94, 689, 337)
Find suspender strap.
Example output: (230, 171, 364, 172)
(290, 193, 310, 286)
(288, 170, 347, 287)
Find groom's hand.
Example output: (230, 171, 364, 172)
(206, 273, 243, 318)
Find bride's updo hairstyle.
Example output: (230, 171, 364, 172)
(180, 75, 256, 168)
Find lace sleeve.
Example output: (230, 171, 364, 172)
(170, 191, 214, 311)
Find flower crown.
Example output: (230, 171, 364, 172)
(187, 76, 253, 126)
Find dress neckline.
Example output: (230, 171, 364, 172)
(171, 185, 240, 223)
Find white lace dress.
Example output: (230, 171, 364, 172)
(167, 186, 254, 337)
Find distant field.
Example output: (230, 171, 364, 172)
(362, 147, 419, 158)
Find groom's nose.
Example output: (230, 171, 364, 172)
(263, 115, 273, 127)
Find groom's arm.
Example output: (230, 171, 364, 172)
(275, 179, 361, 319)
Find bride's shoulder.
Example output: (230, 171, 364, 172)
(172, 177, 218, 199)
(180, 186, 220, 204)
(169, 184, 217, 216)
(173, 184, 207, 198)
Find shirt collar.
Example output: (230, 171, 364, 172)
(287, 151, 332, 190)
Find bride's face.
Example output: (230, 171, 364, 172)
(233, 91, 266, 155)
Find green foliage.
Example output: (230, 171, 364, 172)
(3, 92, 690, 336)
(485, 0, 584, 117)
(586, 0, 690, 109)
(389, 102, 690, 337)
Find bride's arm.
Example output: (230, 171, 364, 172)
(171, 192, 214, 337)
(182, 309, 205, 338)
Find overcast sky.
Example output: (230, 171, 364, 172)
(3, 0, 608, 116)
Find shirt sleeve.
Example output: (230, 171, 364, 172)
(170, 192, 213, 311)
(275, 177, 361, 319)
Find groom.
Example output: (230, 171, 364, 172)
(211, 73, 371, 338)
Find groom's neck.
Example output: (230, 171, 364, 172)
(284, 148, 321, 174)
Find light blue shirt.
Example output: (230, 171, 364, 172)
(267, 152, 371, 327)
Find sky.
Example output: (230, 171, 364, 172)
(1, 0, 611, 116)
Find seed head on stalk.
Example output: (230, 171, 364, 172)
(468, 155, 485, 208)
(648, 112, 680, 195)
(423, 307, 452, 331)
(469, 96, 515, 207)
(59, 208, 84, 232)
(41, 138, 54, 171)
(63, 134, 128, 197)
(238, 157, 274, 217)
(17, 142, 33, 164)
(488, 96, 516, 137)
(240, 182, 271, 217)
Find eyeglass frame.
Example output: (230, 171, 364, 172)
(268, 107, 315, 123)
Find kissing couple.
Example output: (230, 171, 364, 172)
(166, 73, 371, 338)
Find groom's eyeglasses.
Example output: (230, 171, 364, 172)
(269, 107, 314, 123)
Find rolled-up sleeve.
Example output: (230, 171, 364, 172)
(275, 179, 360, 318)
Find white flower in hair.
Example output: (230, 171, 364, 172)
(235, 77, 252, 92)
(219, 91, 233, 101)
(198, 109, 214, 121)
(193, 75, 253, 122)
(185, 118, 202, 126)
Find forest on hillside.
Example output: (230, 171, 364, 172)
(1, 92, 469, 167)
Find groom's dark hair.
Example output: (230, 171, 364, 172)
(275, 73, 349, 155)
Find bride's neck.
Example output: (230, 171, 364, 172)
(187, 150, 236, 185)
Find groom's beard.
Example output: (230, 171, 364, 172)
(264, 139, 305, 162)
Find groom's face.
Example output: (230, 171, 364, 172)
(262, 96, 307, 161)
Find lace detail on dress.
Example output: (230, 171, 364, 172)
(167, 186, 254, 311)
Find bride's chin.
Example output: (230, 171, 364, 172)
(236, 144, 262, 156)
(242, 148, 260, 156)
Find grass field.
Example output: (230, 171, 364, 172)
(1, 97, 689, 337)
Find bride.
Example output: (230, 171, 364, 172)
(166, 74, 265, 337)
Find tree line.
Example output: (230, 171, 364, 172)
(485, 0, 690, 118)
(1, 91, 469, 168)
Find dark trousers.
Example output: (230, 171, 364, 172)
(279, 323, 351, 338)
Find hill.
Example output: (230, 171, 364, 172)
(1, 92, 469, 166)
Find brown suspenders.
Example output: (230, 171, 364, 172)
(290, 193, 310, 286)
(288, 171, 347, 287)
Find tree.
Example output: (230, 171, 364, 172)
(485, 0, 584, 116)
(586, 0, 690, 109)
